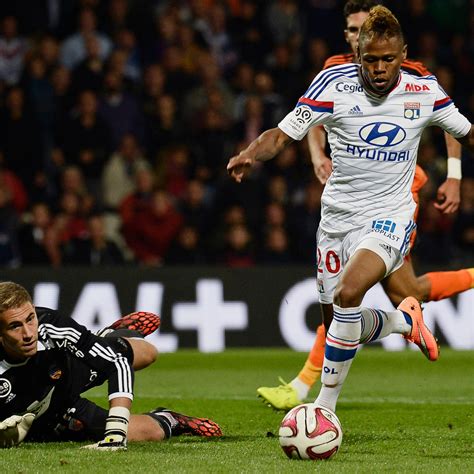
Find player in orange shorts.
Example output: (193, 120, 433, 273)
(257, 0, 474, 411)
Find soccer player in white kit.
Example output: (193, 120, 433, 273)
(227, 6, 474, 414)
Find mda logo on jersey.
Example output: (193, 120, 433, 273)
(359, 122, 406, 147)
(404, 102, 420, 120)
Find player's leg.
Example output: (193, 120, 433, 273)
(315, 247, 385, 412)
(419, 268, 474, 302)
(97, 311, 161, 337)
(124, 337, 158, 370)
(145, 408, 222, 438)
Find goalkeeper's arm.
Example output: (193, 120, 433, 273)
(0, 413, 35, 448)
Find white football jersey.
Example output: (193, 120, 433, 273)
(278, 63, 471, 234)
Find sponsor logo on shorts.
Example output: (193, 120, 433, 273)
(359, 122, 406, 147)
(0, 378, 11, 398)
(379, 243, 393, 257)
(371, 220, 400, 242)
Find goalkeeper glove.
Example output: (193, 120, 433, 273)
(82, 433, 127, 451)
(0, 413, 36, 448)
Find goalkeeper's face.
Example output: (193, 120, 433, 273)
(0, 303, 38, 362)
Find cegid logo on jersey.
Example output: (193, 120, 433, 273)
(335, 82, 363, 93)
(359, 122, 406, 147)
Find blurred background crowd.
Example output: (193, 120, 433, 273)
(0, 0, 472, 269)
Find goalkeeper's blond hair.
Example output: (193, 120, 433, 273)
(359, 5, 404, 45)
(0, 282, 33, 316)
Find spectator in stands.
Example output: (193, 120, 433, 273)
(37, 35, 60, 75)
(53, 190, 88, 246)
(102, 0, 132, 38)
(113, 28, 141, 83)
(233, 95, 266, 147)
(98, 70, 144, 149)
(231, 62, 256, 122)
(200, 3, 238, 73)
(229, 0, 266, 67)
(0, 186, 20, 267)
(265, 0, 303, 46)
(18, 202, 60, 266)
(165, 225, 207, 265)
(179, 179, 213, 238)
(219, 223, 255, 267)
(0, 86, 42, 188)
(0, 162, 28, 214)
(70, 34, 106, 95)
(0, 16, 29, 85)
(155, 144, 192, 200)
(50, 65, 74, 131)
(288, 180, 323, 264)
(145, 94, 184, 156)
(60, 7, 112, 70)
(122, 189, 183, 266)
(140, 64, 167, 116)
(59, 90, 111, 180)
(260, 225, 292, 265)
(102, 133, 150, 211)
(63, 213, 125, 265)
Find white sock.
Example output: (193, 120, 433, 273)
(315, 383, 343, 413)
(290, 377, 311, 400)
(315, 304, 361, 411)
(360, 308, 412, 343)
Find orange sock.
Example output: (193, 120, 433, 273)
(297, 324, 326, 387)
(426, 268, 474, 301)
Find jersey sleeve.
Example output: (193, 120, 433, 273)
(278, 71, 335, 141)
(38, 309, 134, 401)
(429, 82, 471, 138)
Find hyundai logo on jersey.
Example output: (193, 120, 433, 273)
(359, 122, 406, 147)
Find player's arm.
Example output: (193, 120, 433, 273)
(434, 132, 462, 214)
(456, 124, 474, 150)
(39, 309, 134, 450)
(307, 126, 332, 185)
(227, 127, 293, 182)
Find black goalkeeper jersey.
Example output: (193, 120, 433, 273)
(0, 307, 134, 422)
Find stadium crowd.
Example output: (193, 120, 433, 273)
(0, 0, 472, 268)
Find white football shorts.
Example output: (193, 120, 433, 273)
(316, 219, 416, 304)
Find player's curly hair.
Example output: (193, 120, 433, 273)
(0, 281, 33, 315)
(343, 0, 380, 19)
(359, 5, 404, 44)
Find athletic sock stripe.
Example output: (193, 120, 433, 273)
(326, 335, 359, 348)
(325, 345, 357, 362)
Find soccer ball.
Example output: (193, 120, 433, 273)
(278, 403, 342, 460)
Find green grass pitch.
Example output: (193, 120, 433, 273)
(2, 348, 473, 473)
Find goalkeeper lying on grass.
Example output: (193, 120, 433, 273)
(0, 281, 221, 450)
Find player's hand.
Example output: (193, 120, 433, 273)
(82, 434, 127, 451)
(433, 178, 461, 214)
(227, 153, 255, 183)
(312, 155, 333, 185)
(0, 413, 36, 448)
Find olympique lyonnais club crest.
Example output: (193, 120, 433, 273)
(404, 102, 420, 120)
